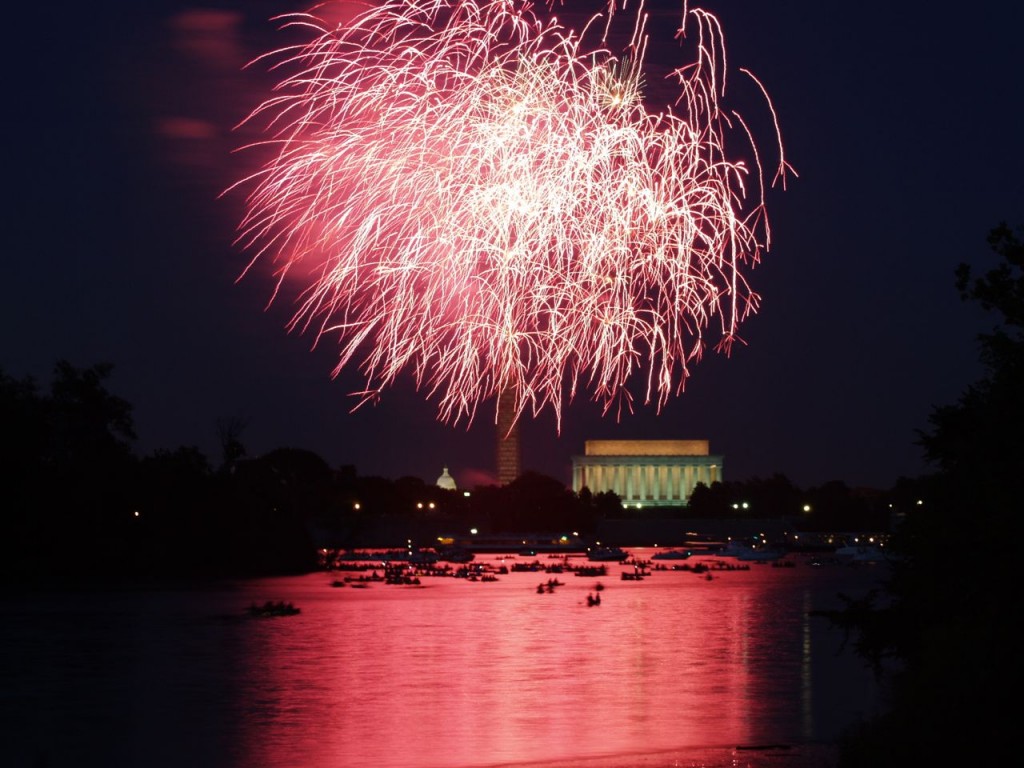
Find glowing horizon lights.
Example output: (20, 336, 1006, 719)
(229, 0, 793, 431)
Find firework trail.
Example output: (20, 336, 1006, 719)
(230, 0, 793, 431)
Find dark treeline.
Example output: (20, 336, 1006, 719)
(0, 365, 631, 585)
(2, 362, 903, 587)
(652, 473, 904, 532)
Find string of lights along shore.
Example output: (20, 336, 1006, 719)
(230, 0, 793, 437)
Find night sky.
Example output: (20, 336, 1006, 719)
(4, 1, 1021, 492)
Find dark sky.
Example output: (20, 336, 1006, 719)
(4, 1, 1021, 492)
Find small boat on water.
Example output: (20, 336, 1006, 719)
(716, 540, 785, 561)
(574, 565, 608, 577)
(651, 549, 692, 561)
(587, 546, 629, 562)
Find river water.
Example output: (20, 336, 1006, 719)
(0, 550, 888, 768)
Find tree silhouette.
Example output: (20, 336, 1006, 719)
(828, 222, 1023, 767)
(2, 361, 139, 581)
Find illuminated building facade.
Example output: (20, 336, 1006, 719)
(571, 439, 722, 508)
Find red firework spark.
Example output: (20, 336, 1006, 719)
(229, 0, 794, 430)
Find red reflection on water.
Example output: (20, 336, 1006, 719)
(231, 551, 881, 768)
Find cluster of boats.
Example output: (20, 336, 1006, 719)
(321, 546, 475, 569)
(590, 541, 788, 563)
(590, 539, 890, 564)
(258, 538, 891, 616)
(319, 537, 891, 582)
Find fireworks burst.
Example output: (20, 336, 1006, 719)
(230, 0, 793, 430)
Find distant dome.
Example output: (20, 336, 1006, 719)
(436, 466, 457, 490)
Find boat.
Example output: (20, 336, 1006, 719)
(587, 546, 629, 562)
(716, 540, 785, 561)
(715, 540, 755, 557)
(736, 546, 786, 562)
(651, 549, 692, 560)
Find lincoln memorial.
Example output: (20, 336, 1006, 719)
(571, 439, 722, 508)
